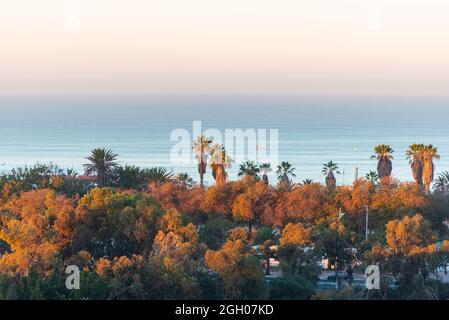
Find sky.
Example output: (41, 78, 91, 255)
(1, 0, 449, 95)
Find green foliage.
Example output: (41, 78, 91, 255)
(199, 217, 235, 250)
(269, 275, 315, 300)
(312, 288, 359, 300)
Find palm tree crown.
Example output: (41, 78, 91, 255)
(322, 161, 341, 176)
(371, 144, 394, 160)
(174, 172, 194, 188)
(209, 144, 233, 186)
(238, 160, 260, 178)
(371, 144, 394, 179)
(84, 148, 119, 187)
(322, 161, 340, 192)
(276, 161, 296, 182)
(365, 171, 379, 183)
(143, 167, 173, 185)
(434, 172, 449, 194)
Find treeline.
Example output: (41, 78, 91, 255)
(1, 162, 449, 299)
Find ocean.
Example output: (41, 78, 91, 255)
(1, 94, 448, 185)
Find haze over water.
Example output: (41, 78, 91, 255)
(1, 94, 448, 185)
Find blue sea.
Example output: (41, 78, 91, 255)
(1, 94, 449, 185)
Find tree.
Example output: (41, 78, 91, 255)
(192, 135, 213, 187)
(300, 179, 314, 186)
(269, 275, 315, 300)
(322, 161, 341, 192)
(276, 161, 296, 184)
(209, 144, 233, 186)
(434, 172, 449, 194)
(259, 163, 272, 185)
(406, 144, 425, 188)
(371, 144, 394, 179)
(237, 161, 260, 179)
(365, 171, 379, 183)
(274, 183, 330, 225)
(255, 227, 279, 276)
(315, 218, 355, 291)
(422, 144, 440, 194)
(0, 189, 76, 275)
(232, 181, 277, 234)
(386, 214, 436, 255)
(279, 223, 311, 247)
(111, 165, 146, 190)
(83, 148, 118, 187)
(205, 232, 267, 299)
(199, 217, 235, 250)
(174, 172, 194, 188)
(73, 188, 162, 258)
(143, 167, 173, 185)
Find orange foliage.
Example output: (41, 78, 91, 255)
(0, 189, 76, 275)
(386, 214, 436, 255)
(232, 181, 277, 227)
(279, 223, 311, 246)
(274, 183, 332, 226)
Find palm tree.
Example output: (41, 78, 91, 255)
(300, 179, 314, 186)
(143, 167, 173, 185)
(83, 148, 118, 187)
(111, 165, 145, 190)
(174, 172, 194, 188)
(192, 135, 213, 187)
(209, 144, 233, 186)
(322, 161, 341, 192)
(256, 227, 280, 276)
(371, 145, 394, 179)
(365, 171, 379, 183)
(276, 161, 296, 184)
(259, 163, 272, 185)
(422, 144, 440, 194)
(434, 172, 449, 194)
(238, 160, 260, 179)
(406, 144, 425, 187)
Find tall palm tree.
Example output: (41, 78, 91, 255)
(322, 161, 341, 192)
(434, 172, 449, 194)
(371, 145, 394, 179)
(192, 135, 213, 187)
(276, 161, 296, 184)
(238, 160, 260, 179)
(406, 144, 425, 187)
(422, 144, 440, 194)
(84, 148, 118, 187)
(365, 171, 379, 183)
(260, 163, 272, 185)
(209, 144, 233, 186)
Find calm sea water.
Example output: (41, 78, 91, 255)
(1, 94, 449, 185)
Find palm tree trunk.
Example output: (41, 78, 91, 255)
(198, 161, 206, 187)
(262, 174, 269, 185)
(326, 172, 336, 192)
(97, 169, 105, 187)
(411, 160, 423, 186)
(378, 158, 392, 178)
(265, 255, 271, 276)
(423, 160, 434, 194)
(215, 165, 226, 186)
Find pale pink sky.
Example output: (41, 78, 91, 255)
(1, 0, 449, 94)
